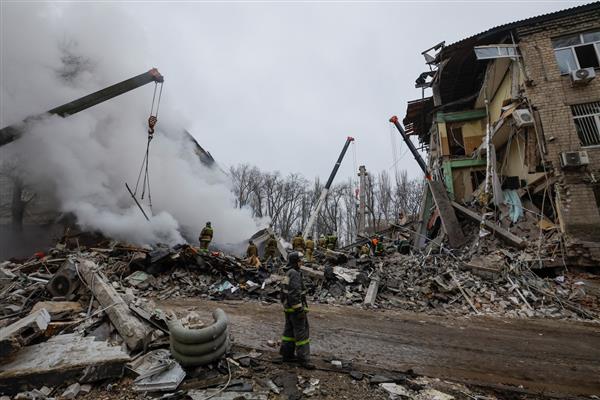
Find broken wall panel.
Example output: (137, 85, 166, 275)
(0, 334, 129, 395)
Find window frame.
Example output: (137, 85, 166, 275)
(552, 31, 600, 75)
(571, 101, 600, 148)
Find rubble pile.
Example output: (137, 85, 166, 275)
(0, 220, 598, 398)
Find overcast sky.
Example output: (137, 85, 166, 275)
(3, 1, 594, 184)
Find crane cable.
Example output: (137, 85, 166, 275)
(130, 81, 163, 217)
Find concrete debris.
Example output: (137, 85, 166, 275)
(129, 349, 186, 392)
(379, 382, 410, 398)
(76, 259, 153, 351)
(0, 308, 50, 357)
(415, 388, 455, 400)
(0, 178, 599, 400)
(0, 334, 129, 395)
(60, 382, 80, 399)
(30, 301, 82, 321)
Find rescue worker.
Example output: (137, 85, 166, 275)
(292, 232, 305, 252)
(199, 222, 213, 252)
(279, 252, 313, 368)
(305, 235, 315, 262)
(246, 240, 260, 267)
(326, 232, 337, 250)
(360, 243, 371, 256)
(375, 235, 385, 256)
(264, 234, 278, 261)
(318, 234, 327, 250)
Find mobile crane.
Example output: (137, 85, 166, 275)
(303, 136, 355, 240)
(0, 68, 164, 147)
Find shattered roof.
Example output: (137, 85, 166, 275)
(403, 97, 434, 146)
(441, 1, 600, 59)
(436, 2, 600, 107)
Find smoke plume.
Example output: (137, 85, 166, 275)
(0, 3, 262, 248)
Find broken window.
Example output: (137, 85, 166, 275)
(552, 30, 600, 74)
(571, 101, 600, 147)
(448, 126, 465, 156)
(474, 45, 518, 60)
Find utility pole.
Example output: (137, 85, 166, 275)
(358, 166, 367, 237)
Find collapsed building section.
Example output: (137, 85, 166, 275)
(405, 2, 600, 267)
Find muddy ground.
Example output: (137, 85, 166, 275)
(156, 298, 600, 398)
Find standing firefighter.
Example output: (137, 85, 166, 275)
(246, 240, 260, 267)
(327, 232, 338, 250)
(279, 252, 313, 368)
(305, 236, 315, 262)
(292, 232, 305, 252)
(318, 234, 327, 250)
(199, 222, 213, 252)
(264, 234, 278, 261)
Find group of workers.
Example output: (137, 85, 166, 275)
(291, 231, 338, 261)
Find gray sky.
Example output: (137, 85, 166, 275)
(3, 1, 594, 184)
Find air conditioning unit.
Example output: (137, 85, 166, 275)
(560, 151, 590, 168)
(571, 67, 596, 85)
(512, 109, 534, 128)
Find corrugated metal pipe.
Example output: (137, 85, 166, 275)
(168, 308, 230, 366)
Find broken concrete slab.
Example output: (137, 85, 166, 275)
(379, 382, 410, 398)
(61, 382, 81, 399)
(0, 333, 129, 395)
(0, 308, 50, 357)
(76, 259, 153, 351)
(415, 388, 454, 400)
(130, 349, 185, 392)
(364, 277, 380, 306)
(30, 301, 82, 321)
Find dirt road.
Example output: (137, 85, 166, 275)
(158, 299, 600, 398)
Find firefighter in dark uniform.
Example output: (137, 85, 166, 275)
(279, 252, 314, 369)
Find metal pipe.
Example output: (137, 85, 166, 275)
(0, 68, 164, 147)
(389, 116, 431, 180)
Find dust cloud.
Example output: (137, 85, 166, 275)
(0, 4, 263, 248)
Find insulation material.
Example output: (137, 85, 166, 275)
(503, 190, 523, 223)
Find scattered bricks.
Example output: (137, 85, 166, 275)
(0, 308, 50, 357)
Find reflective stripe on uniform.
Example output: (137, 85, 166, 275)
(284, 307, 296, 313)
(281, 336, 296, 342)
(295, 338, 310, 346)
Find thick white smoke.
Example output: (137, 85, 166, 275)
(0, 4, 263, 248)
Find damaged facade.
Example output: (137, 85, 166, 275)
(406, 2, 600, 267)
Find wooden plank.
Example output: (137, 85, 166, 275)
(0, 333, 129, 395)
(0, 308, 50, 357)
(77, 259, 153, 351)
(451, 202, 526, 249)
(429, 180, 466, 248)
(364, 278, 379, 307)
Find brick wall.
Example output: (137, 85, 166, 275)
(517, 9, 600, 244)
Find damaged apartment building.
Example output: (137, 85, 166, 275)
(405, 3, 600, 267)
